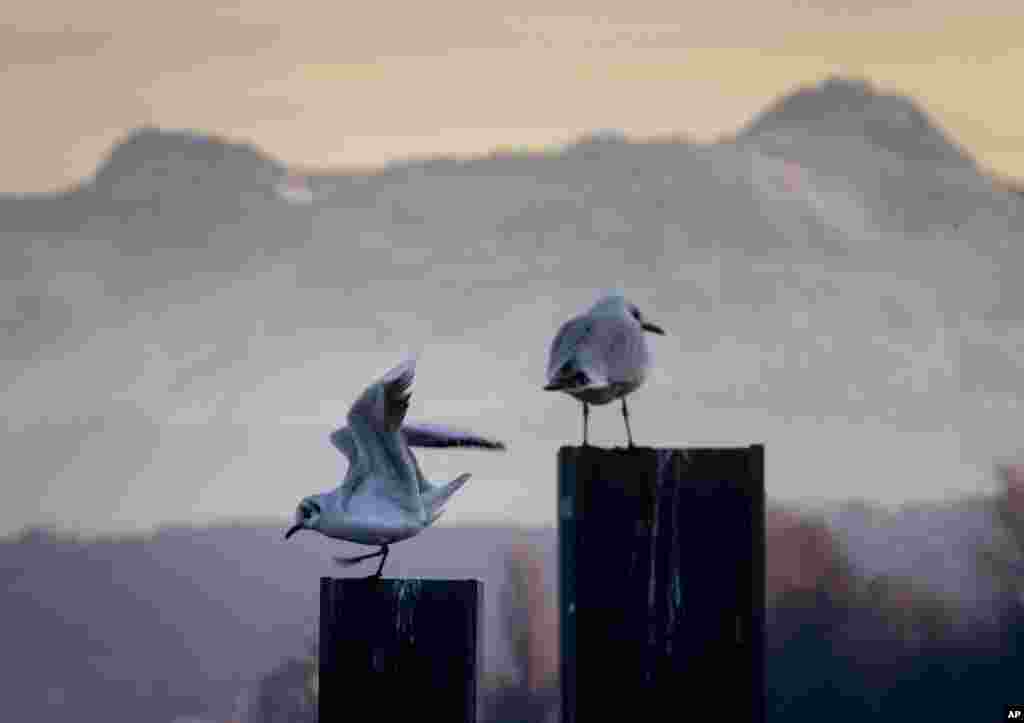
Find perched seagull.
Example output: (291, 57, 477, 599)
(544, 291, 666, 447)
(284, 357, 506, 577)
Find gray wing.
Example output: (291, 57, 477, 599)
(330, 426, 358, 464)
(347, 356, 415, 434)
(344, 357, 423, 511)
(332, 421, 503, 499)
(329, 427, 367, 506)
(546, 315, 594, 383)
(403, 421, 503, 494)
(331, 422, 420, 506)
(401, 422, 507, 451)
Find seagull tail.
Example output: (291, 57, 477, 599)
(422, 473, 472, 519)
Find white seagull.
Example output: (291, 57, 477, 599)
(284, 356, 506, 577)
(544, 291, 666, 447)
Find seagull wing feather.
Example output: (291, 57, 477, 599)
(401, 422, 507, 451)
(343, 357, 423, 513)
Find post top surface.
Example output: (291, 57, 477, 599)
(557, 444, 764, 453)
(319, 577, 483, 584)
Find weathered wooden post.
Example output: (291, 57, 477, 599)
(559, 445, 765, 722)
(319, 578, 483, 722)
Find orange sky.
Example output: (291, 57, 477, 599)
(3, 1, 1023, 193)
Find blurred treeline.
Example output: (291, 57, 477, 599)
(251, 465, 1024, 722)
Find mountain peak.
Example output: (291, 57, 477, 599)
(737, 75, 975, 167)
(86, 127, 283, 200)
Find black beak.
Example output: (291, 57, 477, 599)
(284, 524, 302, 540)
(642, 322, 666, 335)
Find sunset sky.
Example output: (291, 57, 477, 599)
(3, 1, 1023, 193)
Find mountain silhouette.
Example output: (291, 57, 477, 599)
(1, 76, 1022, 723)
(734, 76, 976, 168)
(86, 126, 283, 200)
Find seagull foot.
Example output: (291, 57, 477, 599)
(333, 551, 384, 567)
(333, 556, 365, 567)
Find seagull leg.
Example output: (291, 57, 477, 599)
(581, 402, 590, 447)
(373, 545, 390, 579)
(621, 397, 634, 448)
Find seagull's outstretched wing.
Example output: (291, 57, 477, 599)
(331, 420, 503, 500)
(330, 426, 358, 464)
(329, 425, 366, 482)
(342, 357, 423, 514)
(329, 426, 366, 508)
(348, 356, 416, 434)
(332, 421, 503, 462)
(401, 422, 507, 451)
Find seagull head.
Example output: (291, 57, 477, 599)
(589, 290, 667, 333)
(285, 496, 323, 540)
(590, 293, 666, 335)
(628, 302, 666, 336)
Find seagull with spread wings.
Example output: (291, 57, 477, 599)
(284, 356, 506, 578)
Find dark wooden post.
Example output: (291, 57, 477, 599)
(319, 578, 483, 722)
(559, 445, 765, 722)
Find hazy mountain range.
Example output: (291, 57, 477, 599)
(3, 76, 1022, 537)
(1, 75, 1022, 720)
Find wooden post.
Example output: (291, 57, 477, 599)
(319, 578, 483, 722)
(559, 445, 765, 723)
